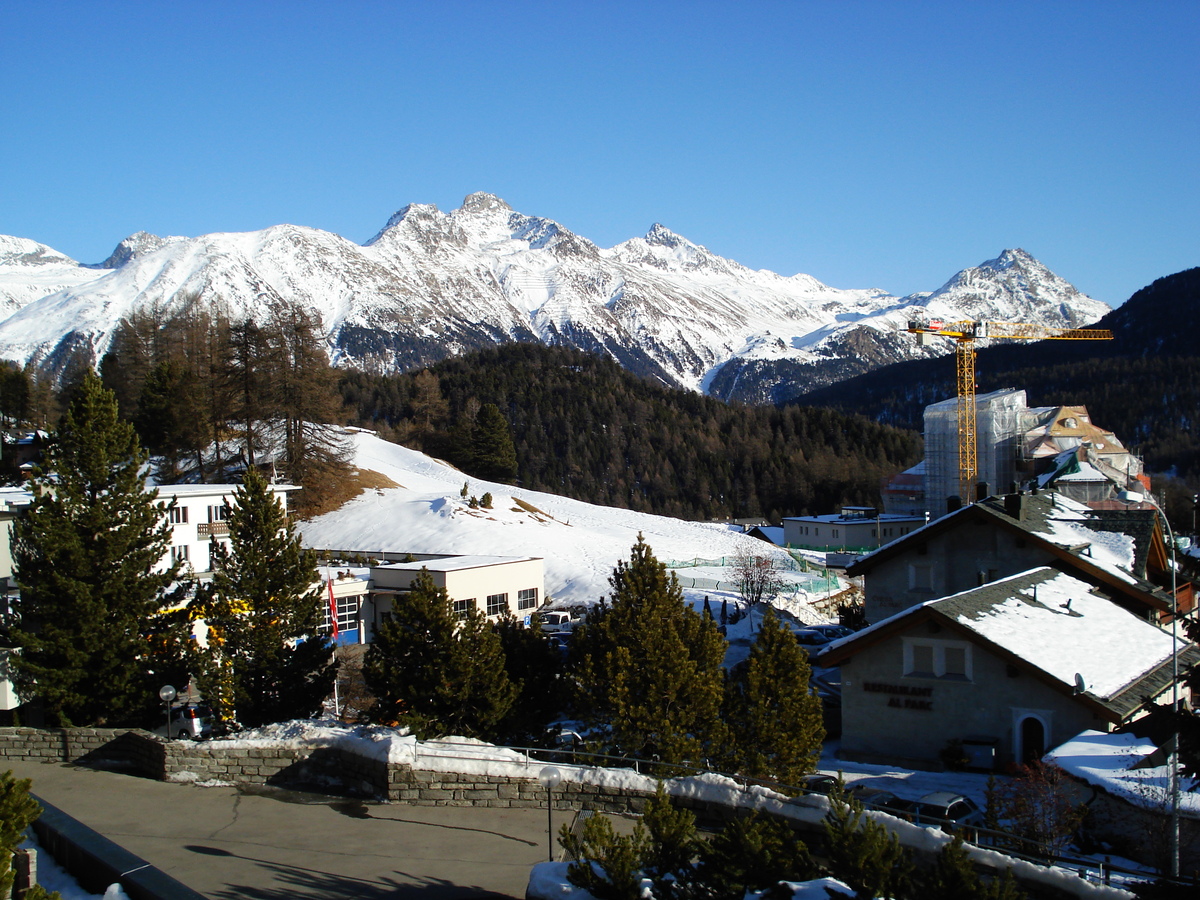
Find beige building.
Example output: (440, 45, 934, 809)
(782, 507, 925, 552)
(818, 567, 1198, 770)
(362, 555, 545, 641)
(847, 491, 1174, 625)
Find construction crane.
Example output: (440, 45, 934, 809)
(906, 319, 1113, 504)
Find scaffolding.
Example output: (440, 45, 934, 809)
(925, 389, 1026, 519)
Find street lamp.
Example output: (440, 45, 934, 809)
(1122, 490, 1181, 878)
(538, 766, 563, 863)
(159, 684, 176, 738)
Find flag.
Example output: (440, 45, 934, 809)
(327, 577, 339, 640)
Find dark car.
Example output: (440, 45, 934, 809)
(846, 785, 917, 818)
(795, 624, 855, 649)
(906, 791, 984, 832)
(799, 773, 839, 795)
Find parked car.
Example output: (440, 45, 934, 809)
(796, 624, 855, 648)
(536, 611, 579, 632)
(154, 703, 213, 741)
(799, 773, 839, 795)
(905, 791, 985, 832)
(846, 785, 917, 818)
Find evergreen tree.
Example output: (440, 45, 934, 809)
(192, 466, 335, 726)
(491, 614, 565, 745)
(0, 771, 60, 900)
(468, 402, 518, 483)
(916, 835, 1026, 900)
(723, 607, 825, 784)
(11, 370, 181, 726)
(823, 783, 912, 899)
(694, 812, 816, 899)
(572, 536, 726, 766)
(363, 568, 517, 739)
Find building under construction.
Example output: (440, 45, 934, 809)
(898, 389, 1146, 520)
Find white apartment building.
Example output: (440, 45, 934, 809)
(154, 483, 300, 578)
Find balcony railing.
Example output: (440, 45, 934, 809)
(197, 522, 230, 537)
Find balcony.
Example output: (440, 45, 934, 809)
(198, 522, 230, 537)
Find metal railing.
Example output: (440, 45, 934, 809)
(413, 737, 1191, 889)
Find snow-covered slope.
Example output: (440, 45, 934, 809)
(299, 429, 787, 604)
(0, 194, 1109, 395)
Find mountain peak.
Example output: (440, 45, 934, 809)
(99, 231, 183, 269)
(645, 223, 687, 248)
(460, 192, 512, 215)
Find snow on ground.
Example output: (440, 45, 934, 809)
(300, 429, 832, 610)
(1046, 730, 1200, 817)
(20, 835, 129, 900)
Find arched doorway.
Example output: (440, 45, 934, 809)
(1018, 716, 1045, 763)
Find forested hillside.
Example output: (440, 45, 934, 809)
(797, 268, 1200, 517)
(340, 344, 921, 522)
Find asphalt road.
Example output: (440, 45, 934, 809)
(6, 759, 559, 899)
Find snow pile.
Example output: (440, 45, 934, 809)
(1046, 730, 1200, 817)
(525, 863, 855, 900)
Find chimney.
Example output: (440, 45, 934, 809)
(947, 495, 963, 514)
(1005, 493, 1024, 519)
(976, 482, 991, 501)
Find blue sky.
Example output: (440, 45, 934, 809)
(2, 1, 1196, 306)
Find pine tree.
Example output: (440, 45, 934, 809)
(192, 466, 335, 727)
(572, 535, 726, 766)
(823, 783, 912, 898)
(469, 402, 518, 483)
(723, 607, 825, 784)
(491, 614, 565, 745)
(0, 771, 60, 900)
(363, 568, 517, 739)
(11, 370, 181, 726)
(694, 812, 815, 898)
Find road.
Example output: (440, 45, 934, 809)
(6, 759, 558, 899)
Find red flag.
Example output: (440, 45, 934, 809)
(327, 577, 339, 640)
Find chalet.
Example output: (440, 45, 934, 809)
(817, 567, 1199, 770)
(847, 491, 1185, 625)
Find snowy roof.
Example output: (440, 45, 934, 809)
(821, 567, 1197, 720)
(849, 491, 1162, 607)
(154, 482, 300, 497)
(376, 554, 540, 573)
(1046, 729, 1200, 818)
(0, 487, 32, 511)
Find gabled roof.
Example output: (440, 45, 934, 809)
(846, 491, 1172, 616)
(819, 567, 1199, 723)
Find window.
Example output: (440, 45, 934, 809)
(518, 588, 538, 610)
(486, 593, 509, 616)
(170, 545, 189, 564)
(453, 598, 476, 619)
(169, 506, 188, 524)
(910, 565, 933, 592)
(903, 638, 972, 681)
(320, 594, 359, 634)
(208, 505, 230, 523)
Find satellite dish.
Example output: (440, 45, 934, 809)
(1073, 673, 1086, 695)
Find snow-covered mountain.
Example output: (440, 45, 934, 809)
(0, 194, 1109, 399)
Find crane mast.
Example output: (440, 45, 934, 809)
(907, 319, 1113, 505)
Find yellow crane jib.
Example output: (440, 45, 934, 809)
(905, 318, 1113, 505)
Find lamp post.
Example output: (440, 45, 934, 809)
(538, 766, 563, 863)
(159, 684, 176, 738)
